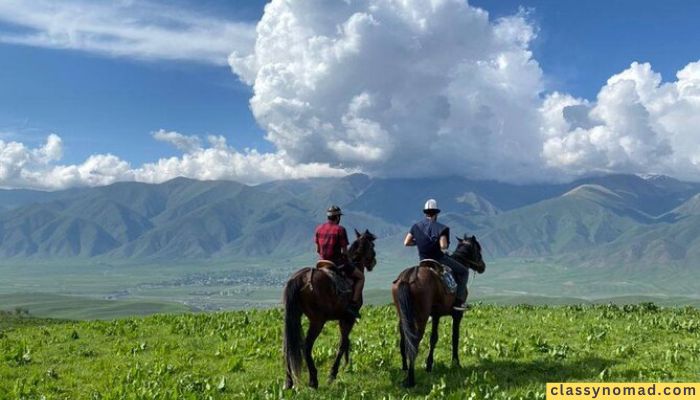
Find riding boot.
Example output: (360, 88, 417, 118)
(346, 302, 361, 319)
(346, 267, 364, 319)
(453, 279, 469, 311)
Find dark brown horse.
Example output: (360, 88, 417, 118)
(392, 234, 485, 387)
(283, 229, 377, 389)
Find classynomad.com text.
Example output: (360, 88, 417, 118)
(546, 383, 698, 400)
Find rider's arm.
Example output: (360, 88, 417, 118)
(403, 232, 416, 247)
(439, 235, 449, 253)
(340, 228, 349, 255)
(314, 230, 321, 255)
(440, 226, 450, 253)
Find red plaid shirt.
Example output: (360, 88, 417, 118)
(315, 222, 349, 265)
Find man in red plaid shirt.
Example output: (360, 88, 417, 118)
(315, 205, 364, 318)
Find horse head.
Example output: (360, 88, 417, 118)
(349, 228, 377, 271)
(455, 234, 486, 273)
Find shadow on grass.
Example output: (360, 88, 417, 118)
(382, 356, 615, 396)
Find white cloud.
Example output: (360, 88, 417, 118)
(3, 0, 700, 189)
(152, 129, 202, 153)
(0, 0, 256, 65)
(134, 133, 351, 185)
(229, 0, 548, 181)
(542, 61, 700, 180)
(0, 132, 351, 190)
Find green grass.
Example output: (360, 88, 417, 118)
(0, 293, 191, 320)
(1, 303, 698, 399)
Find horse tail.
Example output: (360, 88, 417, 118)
(283, 269, 306, 383)
(397, 280, 419, 362)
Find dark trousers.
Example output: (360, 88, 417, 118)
(438, 255, 469, 301)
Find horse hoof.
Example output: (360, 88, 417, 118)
(309, 380, 319, 389)
(402, 379, 415, 388)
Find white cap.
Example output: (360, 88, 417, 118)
(423, 199, 440, 213)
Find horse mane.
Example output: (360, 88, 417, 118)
(451, 238, 475, 267)
(348, 230, 375, 259)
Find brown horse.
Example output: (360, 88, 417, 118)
(392, 234, 485, 387)
(283, 229, 377, 389)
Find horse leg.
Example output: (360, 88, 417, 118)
(399, 321, 407, 371)
(304, 320, 325, 388)
(343, 319, 354, 367)
(330, 318, 354, 380)
(426, 316, 440, 372)
(451, 310, 463, 368)
(405, 316, 427, 388)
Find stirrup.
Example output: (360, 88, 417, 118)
(453, 300, 470, 312)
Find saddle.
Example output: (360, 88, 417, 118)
(313, 260, 353, 295)
(316, 260, 337, 270)
(419, 258, 444, 272)
(394, 259, 457, 294)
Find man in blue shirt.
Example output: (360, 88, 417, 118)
(404, 199, 469, 311)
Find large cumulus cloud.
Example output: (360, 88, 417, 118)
(230, 0, 700, 183)
(230, 0, 547, 180)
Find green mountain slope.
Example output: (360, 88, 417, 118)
(0, 174, 698, 267)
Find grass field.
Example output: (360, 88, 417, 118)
(0, 293, 192, 320)
(1, 303, 698, 399)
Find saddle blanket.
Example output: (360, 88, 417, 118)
(313, 261, 353, 295)
(419, 259, 457, 294)
(394, 260, 457, 294)
(440, 266, 458, 294)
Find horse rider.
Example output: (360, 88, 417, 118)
(315, 205, 364, 319)
(403, 199, 470, 311)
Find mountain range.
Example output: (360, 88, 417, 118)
(1, 173, 700, 271)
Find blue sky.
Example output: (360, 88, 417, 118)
(1, 0, 699, 189)
(0, 0, 268, 165)
(476, 0, 700, 98)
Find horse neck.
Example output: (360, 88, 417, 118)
(348, 239, 364, 263)
(451, 247, 471, 267)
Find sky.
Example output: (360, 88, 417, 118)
(1, 0, 700, 190)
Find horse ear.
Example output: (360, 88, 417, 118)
(355, 228, 361, 238)
(471, 235, 476, 241)
(463, 234, 469, 241)
(456, 236, 463, 243)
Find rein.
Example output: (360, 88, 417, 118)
(452, 246, 481, 290)
(348, 236, 372, 270)
(451, 247, 482, 270)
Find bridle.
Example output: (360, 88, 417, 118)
(452, 240, 484, 271)
(349, 234, 376, 271)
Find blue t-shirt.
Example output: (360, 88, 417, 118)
(409, 219, 450, 260)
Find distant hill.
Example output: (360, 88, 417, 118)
(1, 174, 699, 270)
